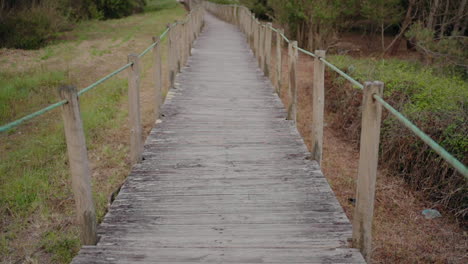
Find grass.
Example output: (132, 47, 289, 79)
(328, 55, 468, 114)
(326, 55, 468, 219)
(0, 70, 68, 123)
(267, 41, 468, 263)
(0, 0, 185, 263)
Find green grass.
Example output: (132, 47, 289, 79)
(0, 70, 68, 123)
(41, 230, 80, 263)
(328, 55, 468, 114)
(145, 0, 181, 12)
(326, 55, 468, 218)
(0, 1, 185, 262)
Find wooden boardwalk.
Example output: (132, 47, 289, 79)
(72, 13, 365, 263)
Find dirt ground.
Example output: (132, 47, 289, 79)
(1, 10, 466, 263)
(268, 37, 467, 263)
(0, 8, 182, 263)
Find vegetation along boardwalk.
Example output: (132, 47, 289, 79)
(72, 11, 365, 264)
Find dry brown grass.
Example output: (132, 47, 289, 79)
(0, 6, 183, 263)
(268, 39, 468, 263)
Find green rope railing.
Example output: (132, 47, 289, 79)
(0, 100, 67, 133)
(78, 63, 133, 96)
(373, 95, 468, 178)
(0, 7, 201, 134)
(233, 4, 467, 178)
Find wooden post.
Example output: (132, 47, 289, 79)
(287, 41, 298, 122)
(188, 15, 193, 56)
(311, 50, 326, 164)
(250, 17, 255, 51)
(152, 36, 162, 120)
(128, 54, 143, 165)
(259, 24, 264, 70)
(175, 23, 181, 73)
(59, 85, 97, 245)
(253, 21, 258, 57)
(264, 23, 272, 77)
(167, 24, 175, 89)
(233, 6, 237, 26)
(184, 22, 188, 65)
(352, 81, 384, 263)
(180, 23, 185, 67)
(276, 29, 283, 94)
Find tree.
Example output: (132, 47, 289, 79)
(361, 0, 403, 51)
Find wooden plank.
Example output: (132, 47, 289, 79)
(72, 11, 364, 264)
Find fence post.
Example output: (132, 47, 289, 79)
(180, 23, 185, 67)
(233, 5, 237, 26)
(287, 41, 298, 122)
(259, 24, 264, 70)
(175, 23, 181, 73)
(59, 85, 97, 245)
(251, 17, 255, 51)
(276, 29, 283, 95)
(127, 54, 143, 165)
(152, 36, 162, 120)
(255, 21, 259, 57)
(311, 50, 326, 164)
(188, 14, 193, 56)
(167, 24, 175, 89)
(264, 23, 272, 78)
(352, 81, 384, 263)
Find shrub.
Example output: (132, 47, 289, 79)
(95, 0, 146, 19)
(0, 5, 69, 49)
(0, 0, 146, 49)
(325, 55, 468, 220)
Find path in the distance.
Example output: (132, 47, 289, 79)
(72, 13, 365, 263)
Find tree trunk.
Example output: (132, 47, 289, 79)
(381, 21, 385, 51)
(452, 0, 467, 35)
(426, 0, 440, 30)
(439, 0, 450, 38)
(386, 0, 416, 55)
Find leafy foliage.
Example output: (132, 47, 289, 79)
(327, 55, 468, 219)
(0, 0, 147, 49)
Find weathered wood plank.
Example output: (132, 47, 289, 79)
(72, 11, 364, 264)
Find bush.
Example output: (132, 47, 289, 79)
(0, 0, 146, 49)
(325, 55, 468, 220)
(95, 0, 146, 19)
(0, 5, 69, 49)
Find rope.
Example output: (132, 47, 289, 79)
(320, 58, 364, 89)
(373, 94, 468, 178)
(0, 7, 202, 133)
(78, 63, 133, 96)
(0, 100, 67, 133)
(297, 47, 317, 58)
(217, 2, 467, 177)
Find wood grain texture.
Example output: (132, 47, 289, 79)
(287, 41, 298, 122)
(128, 54, 143, 165)
(352, 81, 383, 263)
(311, 50, 326, 164)
(59, 85, 97, 245)
(276, 29, 283, 95)
(264, 23, 272, 78)
(152, 37, 163, 120)
(72, 12, 364, 264)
